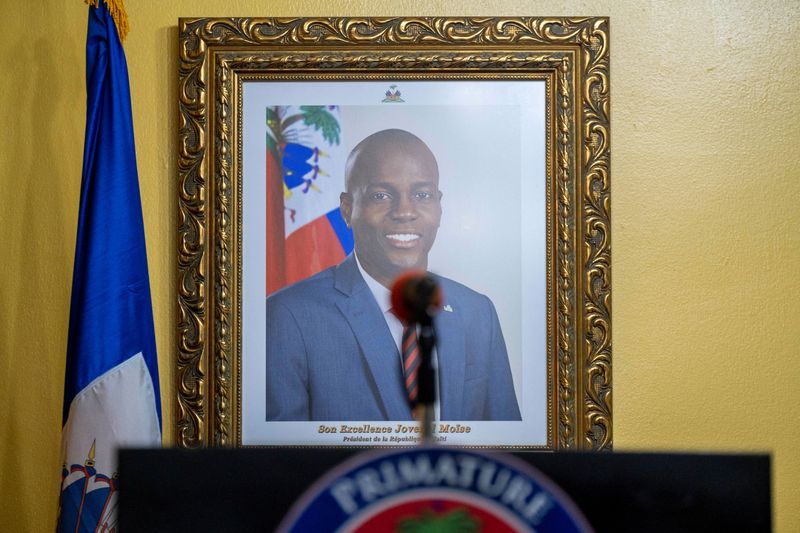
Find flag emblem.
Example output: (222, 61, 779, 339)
(382, 84, 405, 103)
(59, 441, 118, 532)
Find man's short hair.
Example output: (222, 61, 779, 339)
(344, 129, 439, 192)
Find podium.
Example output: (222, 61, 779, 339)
(118, 449, 769, 532)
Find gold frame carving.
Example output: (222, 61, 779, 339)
(177, 17, 611, 450)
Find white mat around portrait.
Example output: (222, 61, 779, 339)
(241, 81, 546, 447)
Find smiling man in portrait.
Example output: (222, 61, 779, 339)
(265, 128, 520, 422)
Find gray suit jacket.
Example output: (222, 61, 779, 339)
(265, 254, 521, 421)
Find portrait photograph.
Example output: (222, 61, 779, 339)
(240, 81, 548, 446)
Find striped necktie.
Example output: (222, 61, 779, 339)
(400, 322, 420, 408)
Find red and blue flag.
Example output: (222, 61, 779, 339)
(266, 105, 354, 294)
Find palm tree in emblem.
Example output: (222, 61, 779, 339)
(266, 105, 341, 198)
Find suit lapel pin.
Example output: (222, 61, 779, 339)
(443, 304, 453, 312)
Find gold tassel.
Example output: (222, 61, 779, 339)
(86, 0, 130, 41)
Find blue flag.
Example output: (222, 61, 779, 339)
(59, 2, 161, 531)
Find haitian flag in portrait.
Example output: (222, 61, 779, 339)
(59, 1, 161, 531)
(266, 106, 354, 294)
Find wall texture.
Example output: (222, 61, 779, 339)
(1, 1, 798, 531)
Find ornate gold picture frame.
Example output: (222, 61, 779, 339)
(177, 17, 611, 450)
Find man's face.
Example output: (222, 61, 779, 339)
(341, 146, 442, 287)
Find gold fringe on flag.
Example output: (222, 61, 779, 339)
(86, 0, 129, 41)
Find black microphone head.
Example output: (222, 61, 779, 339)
(390, 271, 442, 324)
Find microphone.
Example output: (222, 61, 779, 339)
(390, 271, 442, 324)
(391, 271, 440, 441)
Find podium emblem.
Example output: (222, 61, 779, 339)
(279, 447, 593, 532)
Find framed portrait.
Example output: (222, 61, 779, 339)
(177, 17, 611, 450)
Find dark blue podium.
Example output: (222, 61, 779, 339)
(118, 449, 769, 532)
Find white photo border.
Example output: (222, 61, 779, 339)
(241, 81, 547, 446)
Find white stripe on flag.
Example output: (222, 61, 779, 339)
(61, 352, 160, 477)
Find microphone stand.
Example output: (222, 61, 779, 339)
(416, 315, 436, 443)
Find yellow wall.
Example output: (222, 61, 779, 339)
(1, 1, 798, 531)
